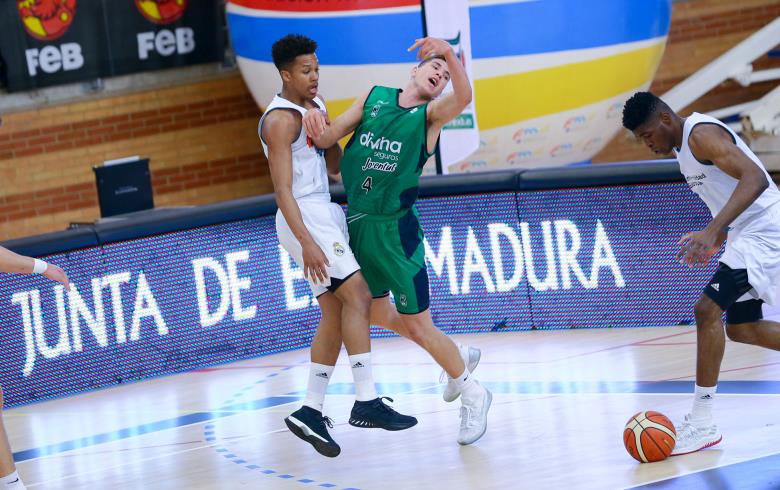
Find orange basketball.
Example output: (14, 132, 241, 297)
(623, 411, 676, 463)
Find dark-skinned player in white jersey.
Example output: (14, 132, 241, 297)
(623, 91, 780, 455)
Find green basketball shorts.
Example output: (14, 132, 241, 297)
(346, 207, 430, 314)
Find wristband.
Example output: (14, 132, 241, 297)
(32, 259, 48, 274)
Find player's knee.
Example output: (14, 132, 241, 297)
(336, 281, 371, 314)
(403, 322, 430, 345)
(694, 296, 721, 326)
(345, 289, 372, 317)
(406, 326, 427, 345)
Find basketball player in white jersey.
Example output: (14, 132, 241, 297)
(0, 244, 70, 490)
(260, 34, 416, 458)
(623, 92, 780, 455)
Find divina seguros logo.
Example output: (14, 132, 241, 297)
(359, 131, 403, 154)
(17, 0, 76, 41)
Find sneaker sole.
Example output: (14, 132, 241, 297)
(670, 435, 722, 456)
(443, 348, 483, 403)
(284, 416, 340, 458)
(458, 389, 492, 446)
(348, 417, 418, 431)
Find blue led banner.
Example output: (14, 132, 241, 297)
(0, 183, 717, 406)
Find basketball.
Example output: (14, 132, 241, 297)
(624, 411, 677, 463)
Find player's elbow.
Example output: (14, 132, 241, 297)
(757, 174, 770, 193)
(458, 89, 473, 106)
(748, 168, 770, 195)
(273, 186, 294, 205)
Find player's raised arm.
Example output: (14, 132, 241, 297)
(410, 37, 473, 129)
(0, 245, 70, 289)
(263, 110, 330, 284)
(303, 91, 370, 149)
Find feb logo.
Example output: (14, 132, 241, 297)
(135, 0, 187, 24)
(17, 0, 76, 41)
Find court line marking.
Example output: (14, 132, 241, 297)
(206, 361, 360, 489)
(621, 447, 780, 489)
(24, 400, 302, 488)
(15, 380, 780, 464)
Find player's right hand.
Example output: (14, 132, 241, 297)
(302, 241, 330, 284)
(408, 37, 452, 60)
(303, 109, 329, 140)
(43, 263, 71, 290)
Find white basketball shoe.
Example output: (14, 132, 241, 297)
(457, 380, 492, 445)
(670, 414, 722, 456)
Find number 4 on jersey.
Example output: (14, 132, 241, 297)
(361, 176, 373, 193)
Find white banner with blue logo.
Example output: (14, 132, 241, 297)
(423, 0, 480, 174)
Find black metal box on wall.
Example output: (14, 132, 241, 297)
(93, 158, 154, 218)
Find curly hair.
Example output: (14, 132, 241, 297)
(622, 92, 663, 131)
(272, 34, 317, 70)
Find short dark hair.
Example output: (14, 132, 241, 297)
(417, 54, 446, 67)
(272, 34, 317, 70)
(622, 91, 667, 131)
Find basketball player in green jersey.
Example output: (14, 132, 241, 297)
(304, 37, 491, 445)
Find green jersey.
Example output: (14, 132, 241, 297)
(342, 86, 436, 216)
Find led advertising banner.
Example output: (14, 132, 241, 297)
(0, 183, 717, 406)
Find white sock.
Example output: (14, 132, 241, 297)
(691, 384, 716, 425)
(349, 353, 378, 401)
(453, 368, 478, 396)
(302, 362, 334, 412)
(0, 471, 25, 490)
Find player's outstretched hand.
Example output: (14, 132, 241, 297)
(303, 109, 329, 140)
(43, 263, 71, 290)
(408, 37, 452, 60)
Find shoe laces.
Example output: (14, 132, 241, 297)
(321, 415, 334, 429)
(676, 414, 707, 441)
(375, 396, 396, 413)
(459, 406, 473, 430)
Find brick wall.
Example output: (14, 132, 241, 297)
(0, 73, 265, 239)
(594, 0, 780, 163)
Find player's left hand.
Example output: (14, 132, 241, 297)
(303, 108, 329, 140)
(677, 228, 721, 267)
(408, 37, 452, 60)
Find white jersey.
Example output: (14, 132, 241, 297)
(260, 95, 360, 296)
(259, 94, 329, 201)
(674, 112, 780, 230)
(675, 112, 780, 306)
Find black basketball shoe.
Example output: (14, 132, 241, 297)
(284, 405, 341, 457)
(349, 397, 418, 431)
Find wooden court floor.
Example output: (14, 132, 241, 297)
(9, 316, 780, 489)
